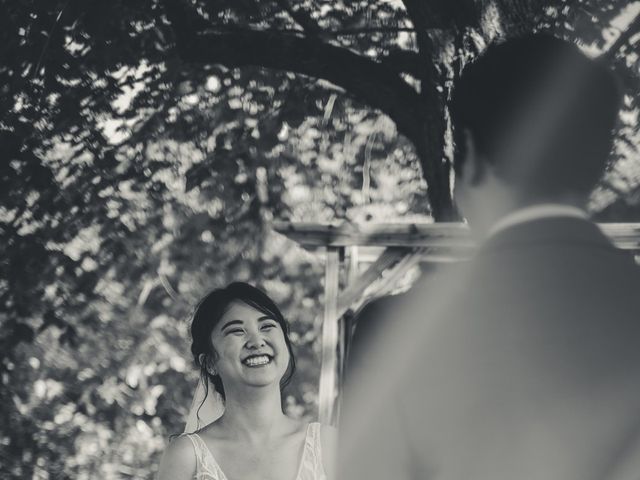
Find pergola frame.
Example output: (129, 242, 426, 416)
(274, 221, 640, 425)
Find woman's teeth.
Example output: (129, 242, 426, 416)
(244, 355, 271, 366)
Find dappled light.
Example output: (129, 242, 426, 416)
(1, 0, 639, 478)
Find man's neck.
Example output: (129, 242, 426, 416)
(486, 203, 588, 239)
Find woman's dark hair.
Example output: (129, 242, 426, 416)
(190, 282, 296, 419)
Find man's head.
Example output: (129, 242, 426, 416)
(450, 33, 621, 229)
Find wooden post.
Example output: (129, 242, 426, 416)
(341, 245, 360, 362)
(335, 246, 360, 420)
(318, 246, 340, 425)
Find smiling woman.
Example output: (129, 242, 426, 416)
(190, 283, 297, 406)
(157, 282, 336, 480)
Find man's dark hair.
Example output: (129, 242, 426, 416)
(449, 33, 621, 199)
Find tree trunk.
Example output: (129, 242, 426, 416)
(414, 115, 457, 222)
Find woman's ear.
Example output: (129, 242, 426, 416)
(200, 353, 217, 376)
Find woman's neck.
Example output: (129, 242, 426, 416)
(219, 385, 290, 442)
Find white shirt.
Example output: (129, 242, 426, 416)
(487, 203, 589, 239)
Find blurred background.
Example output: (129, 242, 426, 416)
(1, 0, 639, 478)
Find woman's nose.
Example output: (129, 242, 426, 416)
(245, 331, 266, 349)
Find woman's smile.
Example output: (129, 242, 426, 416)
(242, 354, 273, 367)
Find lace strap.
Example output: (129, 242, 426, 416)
(182, 433, 205, 464)
(310, 423, 326, 476)
(311, 423, 322, 459)
(181, 433, 225, 480)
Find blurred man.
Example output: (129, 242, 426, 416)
(339, 34, 640, 480)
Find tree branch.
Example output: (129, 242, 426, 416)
(163, 18, 426, 144)
(380, 49, 427, 78)
(161, 0, 451, 218)
(34, 0, 73, 79)
(399, 0, 479, 52)
(201, 25, 420, 36)
(398, 0, 434, 57)
(159, 272, 184, 304)
(162, 0, 207, 46)
(603, 10, 640, 61)
(397, 0, 458, 220)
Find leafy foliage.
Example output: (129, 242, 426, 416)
(1, 0, 639, 478)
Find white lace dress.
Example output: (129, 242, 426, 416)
(182, 422, 327, 480)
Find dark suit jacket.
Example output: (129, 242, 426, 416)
(339, 217, 640, 480)
(345, 294, 407, 387)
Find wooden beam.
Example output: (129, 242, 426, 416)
(337, 247, 414, 314)
(273, 221, 640, 251)
(273, 221, 471, 248)
(355, 245, 470, 263)
(600, 224, 640, 250)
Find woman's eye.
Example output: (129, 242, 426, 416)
(261, 323, 277, 331)
(227, 328, 244, 335)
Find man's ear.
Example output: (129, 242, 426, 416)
(463, 129, 485, 186)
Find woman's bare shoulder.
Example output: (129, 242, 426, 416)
(157, 434, 197, 480)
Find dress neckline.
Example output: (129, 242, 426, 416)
(193, 422, 314, 480)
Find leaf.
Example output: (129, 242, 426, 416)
(13, 323, 35, 344)
(39, 310, 67, 333)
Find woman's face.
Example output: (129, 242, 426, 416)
(210, 300, 290, 392)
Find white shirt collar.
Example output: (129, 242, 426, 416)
(487, 203, 589, 238)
